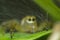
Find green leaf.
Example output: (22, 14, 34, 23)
(0, 30, 51, 40)
(34, 0, 60, 21)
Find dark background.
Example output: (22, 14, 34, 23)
(53, 0, 60, 8)
(0, 0, 50, 24)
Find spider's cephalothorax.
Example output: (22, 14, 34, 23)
(20, 16, 38, 33)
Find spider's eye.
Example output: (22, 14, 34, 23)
(32, 18, 35, 21)
(28, 19, 31, 21)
